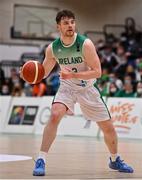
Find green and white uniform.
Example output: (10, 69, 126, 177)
(52, 33, 93, 88)
(52, 33, 111, 121)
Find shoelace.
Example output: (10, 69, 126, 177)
(35, 159, 45, 169)
(117, 158, 127, 167)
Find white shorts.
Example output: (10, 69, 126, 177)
(53, 82, 111, 122)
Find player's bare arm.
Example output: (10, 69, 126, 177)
(19, 44, 56, 81)
(60, 39, 102, 80)
(42, 44, 57, 78)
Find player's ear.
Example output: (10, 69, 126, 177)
(57, 24, 60, 31)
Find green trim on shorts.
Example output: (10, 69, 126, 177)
(52, 95, 56, 104)
(52, 83, 60, 104)
(93, 83, 111, 119)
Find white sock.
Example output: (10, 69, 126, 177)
(110, 153, 118, 162)
(37, 151, 47, 163)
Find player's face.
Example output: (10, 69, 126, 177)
(57, 17, 76, 37)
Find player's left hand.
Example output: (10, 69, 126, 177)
(59, 68, 73, 79)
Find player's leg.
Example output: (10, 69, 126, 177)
(97, 119, 117, 154)
(40, 103, 67, 153)
(97, 119, 133, 173)
(78, 84, 134, 173)
(33, 103, 67, 176)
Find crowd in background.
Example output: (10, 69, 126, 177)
(1, 19, 142, 97)
(95, 19, 142, 98)
(0, 63, 60, 97)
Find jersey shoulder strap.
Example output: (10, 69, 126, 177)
(74, 33, 88, 53)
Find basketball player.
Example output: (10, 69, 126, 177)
(21, 10, 134, 176)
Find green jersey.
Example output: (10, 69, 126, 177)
(52, 33, 93, 87)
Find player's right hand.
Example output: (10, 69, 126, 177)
(59, 68, 73, 79)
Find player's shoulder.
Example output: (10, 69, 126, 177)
(77, 33, 88, 43)
(45, 43, 52, 52)
(44, 42, 55, 57)
(77, 33, 93, 45)
(45, 39, 61, 57)
(83, 38, 95, 48)
(84, 38, 93, 43)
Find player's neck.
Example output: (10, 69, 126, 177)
(61, 33, 77, 46)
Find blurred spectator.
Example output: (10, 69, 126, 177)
(23, 82, 32, 96)
(46, 73, 60, 95)
(0, 67, 5, 84)
(100, 44, 119, 72)
(97, 81, 108, 97)
(123, 75, 133, 84)
(32, 80, 47, 97)
(125, 64, 136, 82)
(115, 64, 128, 80)
(0, 67, 5, 93)
(135, 82, 142, 97)
(98, 73, 123, 97)
(99, 67, 109, 83)
(115, 51, 128, 79)
(135, 59, 142, 81)
(116, 83, 135, 97)
(1, 84, 10, 95)
(121, 17, 136, 44)
(8, 68, 23, 93)
(108, 82, 120, 97)
(108, 73, 123, 89)
(45, 64, 60, 95)
(95, 39, 105, 51)
(11, 82, 25, 96)
(115, 44, 127, 65)
(106, 33, 117, 44)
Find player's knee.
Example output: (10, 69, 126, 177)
(103, 125, 116, 135)
(49, 111, 61, 125)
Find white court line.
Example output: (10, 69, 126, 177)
(0, 154, 32, 162)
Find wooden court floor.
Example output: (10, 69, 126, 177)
(0, 133, 142, 179)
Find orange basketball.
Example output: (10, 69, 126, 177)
(22, 60, 45, 84)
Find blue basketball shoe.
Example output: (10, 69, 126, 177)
(33, 158, 45, 176)
(109, 156, 134, 173)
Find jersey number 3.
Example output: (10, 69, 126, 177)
(72, 68, 78, 72)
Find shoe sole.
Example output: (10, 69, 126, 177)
(119, 169, 134, 173)
(109, 166, 133, 173)
(33, 172, 45, 176)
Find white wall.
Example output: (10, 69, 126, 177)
(0, 0, 142, 44)
(0, 44, 40, 61)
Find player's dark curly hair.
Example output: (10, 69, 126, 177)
(56, 10, 75, 24)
